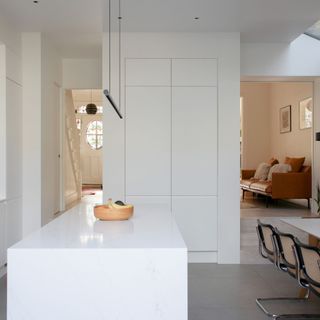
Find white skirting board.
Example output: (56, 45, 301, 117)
(188, 251, 217, 263)
(65, 191, 79, 206)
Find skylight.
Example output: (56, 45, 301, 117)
(305, 20, 320, 40)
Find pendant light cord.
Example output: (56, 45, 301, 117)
(109, 0, 122, 111)
(109, 0, 111, 94)
(119, 0, 121, 111)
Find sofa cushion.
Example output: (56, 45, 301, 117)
(254, 163, 271, 180)
(268, 157, 279, 166)
(267, 163, 292, 181)
(240, 178, 259, 188)
(250, 181, 272, 194)
(284, 157, 305, 172)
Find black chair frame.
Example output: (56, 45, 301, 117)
(256, 221, 320, 319)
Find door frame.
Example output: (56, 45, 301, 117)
(59, 88, 65, 212)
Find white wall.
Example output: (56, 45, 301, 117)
(63, 58, 102, 89)
(241, 35, 320, 77)
(241, 83, 271, 169)
(22, 33, 63, 234)
(103, 32, 240, 264)
(0, 44, 6, 201)
(22, 33, 42, 236)
(0, 15, 23, 271)
(313, 80, 320, 212)
(41, 35, 63, 225)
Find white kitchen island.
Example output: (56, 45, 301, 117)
(7, 196, 187, 320)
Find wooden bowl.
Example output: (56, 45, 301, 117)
(94, 204, 134, 221)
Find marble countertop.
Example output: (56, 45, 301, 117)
(10, 199, 186, 250)
(281, 217, 320, 239)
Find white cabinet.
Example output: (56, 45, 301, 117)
(125, 196, 171, 212)
(172, 196, 217, 251)
(172, 59, 217, 87)
(124, 58, 219, 261)
(126, 87, 171, 196)
(0, 202, 6, 267)
(172, 86, 217, 196)
(126, 59, 171, 86)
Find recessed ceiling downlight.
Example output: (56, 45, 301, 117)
(194, 17, 199, 20)
(33, 0, 39, 3)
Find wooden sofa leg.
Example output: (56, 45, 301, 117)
(307, 198, 310, 209)
(242, 189, 245, 200)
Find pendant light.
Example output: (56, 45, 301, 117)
(86, 90, 97, 114)
(104, 0, 123, 119)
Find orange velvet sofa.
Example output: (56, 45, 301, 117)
(240, 166, 311, 208)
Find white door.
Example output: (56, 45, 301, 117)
(80, 115, 103, 185)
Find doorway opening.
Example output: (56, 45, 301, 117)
(239, 79, 314, 263)
(63, 89, 103, 209)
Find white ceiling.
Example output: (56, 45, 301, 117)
(0, 0, 320, 58)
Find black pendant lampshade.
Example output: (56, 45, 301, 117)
(86, 103, 97, 115)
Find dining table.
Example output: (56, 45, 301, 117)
(281, 217, 320, 246)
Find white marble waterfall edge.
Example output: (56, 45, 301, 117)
(7, 199, 187, 320)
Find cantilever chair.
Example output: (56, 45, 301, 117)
(293, 238, 320, 299)
(256, 221, 320, 319)
(256, 220, 277, 265)
(274, 229, 309, 289)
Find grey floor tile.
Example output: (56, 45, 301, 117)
(0, 275, 6, 320)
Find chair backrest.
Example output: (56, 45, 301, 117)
(256, 220, 276, 261)
(273, 228, 296, 274)
(293, 238, 320, 296)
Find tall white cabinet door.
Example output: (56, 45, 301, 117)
(172, 87, 217, 196)
(126, 87, 171, 196)
(172, 197, 217, 251)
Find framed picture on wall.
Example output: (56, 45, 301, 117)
(280, 105, 291, 134)
(299, 97, 312, 129)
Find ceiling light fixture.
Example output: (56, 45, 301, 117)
(33, 0, 39, 3)
(194, 17, 199, 20)
(103, 0, 123, 119)
(86, 90, 98, 115)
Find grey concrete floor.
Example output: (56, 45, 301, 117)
(1, 264, 320, 320)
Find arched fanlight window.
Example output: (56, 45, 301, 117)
(86, 120, 103, 150)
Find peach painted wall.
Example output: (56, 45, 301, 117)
(241, 82, 313, 169)
(269, 82, 313, 165)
